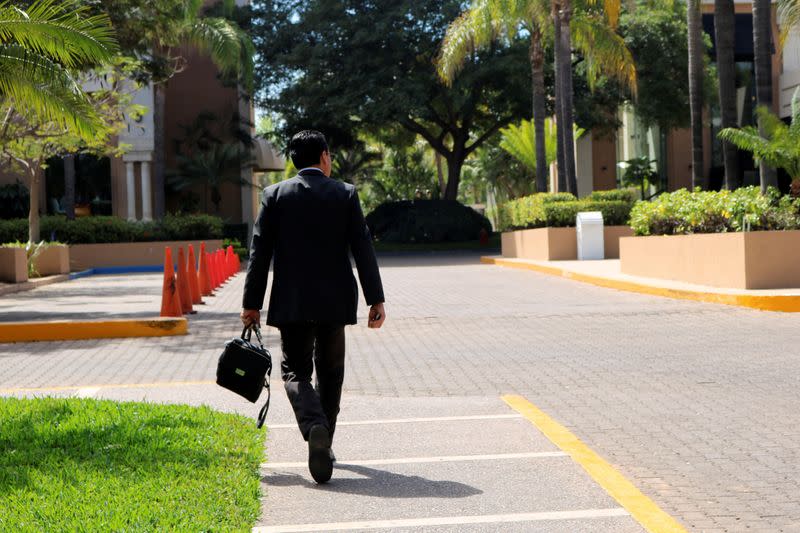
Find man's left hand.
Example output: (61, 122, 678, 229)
(240, 309, 261, 328)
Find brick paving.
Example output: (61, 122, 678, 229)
(1, 252, 799, 531)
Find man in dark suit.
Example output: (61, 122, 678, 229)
(241, 130, 386, 484)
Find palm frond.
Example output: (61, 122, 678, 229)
(571, 13, 637, 95)
(183, 17, 251, 82)
(0, 44, 101, 139)
(777, 0, 800, 47)
(0, 0, 117, 68)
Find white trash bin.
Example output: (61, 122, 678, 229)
(576, 211, 604, 260)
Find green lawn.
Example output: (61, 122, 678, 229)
(0, 397, 265, 532)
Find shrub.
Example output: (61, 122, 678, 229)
(366, 200, 492, 243)
(629, 187, 800, 236)
(497, 190, 634, 231)
(0, 215, 224, 244)
(544, 201, 633, 227)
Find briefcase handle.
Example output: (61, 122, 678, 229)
(241, 324, 270, 429)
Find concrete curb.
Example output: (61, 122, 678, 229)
(0, 274, 71, 297)
(481, 256, 800, 313)
(0, 317, 188, 343)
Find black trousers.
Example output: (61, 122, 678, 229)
(279, 323, 346, 441)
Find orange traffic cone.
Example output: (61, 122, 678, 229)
(227, 245, 236, 277)
(198, 243, 213, 296)
(187, 244, 202, 305)
(217, 250, 227, 283)
(210, 251, 220, 288)
(224, 246, 232, 278)
(176, 247, 195, 314)
(160, 247, 183, 317)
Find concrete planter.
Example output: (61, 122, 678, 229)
(69, 239, 224, 271)
(0, 247, 28, 283)
(34, 244, 70, 276)
(620, 230, 800, 289)
(501, 226, 633, 261)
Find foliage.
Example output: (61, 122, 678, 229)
(0, 215, 224, 244)
(629, 187, 800, 235)
(362, 143, 438, 211)
(473, 141, 535, 200)
(496, 190, 636, 231)
(0, 0, 119, 138)
(0, 397, 263, 530)
(498, 117, 557, 176)
(366, 200, 492, 243)
(0, 180, 30, 219)
(620, 156, 658, 198)
(252, 0, 531, 199)
(719, 89, 800, 180)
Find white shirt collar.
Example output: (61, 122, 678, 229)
(298, 167, 325, 174)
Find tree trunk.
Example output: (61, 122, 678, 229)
(444, 146, 466, 201)
(435, 151, 446, 198)
(553, 4, 566, 193)
(530, 26, 549, 193)
(715, 0, 740, 190)
(753, 0, 777, 192)
(153, 82, 167, 218)
(27, 163, 40, 243)
(558, 1, 578, 195)
(687, 0, 706, 189)
(63, 154, 76, 219)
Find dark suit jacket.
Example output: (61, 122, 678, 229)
(242, 168, 385, 326)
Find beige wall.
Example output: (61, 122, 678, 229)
(502, 226, 632, 261)
(620, 231, 800, 289)
(69, 239, 224, 271)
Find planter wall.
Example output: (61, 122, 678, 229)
(620, 230, 800, 289)
(501, 226, 633, 261)
(0, 247, 27, 283)
(34, 245, 70, 276)
(69, 240, 224, 271)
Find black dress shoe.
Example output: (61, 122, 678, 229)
(329, 448, 336, 463)
(308, 425, 333, 483)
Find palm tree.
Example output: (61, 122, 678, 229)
(146, 0, 254, 218)
(499, 116, 586, 187)
(438, 0, 635, 195)
(0, 0, 118, 241)
(719, 88, 800, 186)
(715, 0, 739, 189)
(753, 0, 778, 192)
(687, 0, 705, 189)
(0, 0, 117, 138)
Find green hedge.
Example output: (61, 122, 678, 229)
(0, 215, 224, 244)
(629, 187, 800, 236)
(497, 190, 635, 231)
(366, 200, 492, 243)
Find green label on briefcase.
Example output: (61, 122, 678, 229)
(235, 368, 246, 376)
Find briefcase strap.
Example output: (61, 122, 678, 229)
(249, 324, 271, 429)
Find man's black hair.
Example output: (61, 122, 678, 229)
(288, 130, 328, 169)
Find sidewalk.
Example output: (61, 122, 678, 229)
(482, 257, 800, 312)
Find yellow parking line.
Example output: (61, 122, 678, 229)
(0, 380, 215, 395)
(503, 394, 688, 533)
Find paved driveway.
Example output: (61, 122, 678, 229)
(1, 252, 799, 531)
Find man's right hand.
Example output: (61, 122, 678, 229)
(368, 303, 385, 329)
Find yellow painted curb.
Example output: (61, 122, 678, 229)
(0, 317, 188, 343)
(503, 395, 688, 533)
(482, 256, 800, 312)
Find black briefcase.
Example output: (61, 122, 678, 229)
(217, 325, 272, 428)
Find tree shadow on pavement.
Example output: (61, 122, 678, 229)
(262, 463, 483, 498)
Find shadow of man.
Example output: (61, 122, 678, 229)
(263, 463, 483, 499)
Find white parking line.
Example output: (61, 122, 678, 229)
(252, 508, 629, 532)
(262, 451, 568, 469)
(75, 387, 100, 398)
(267, 413, 523, 429)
